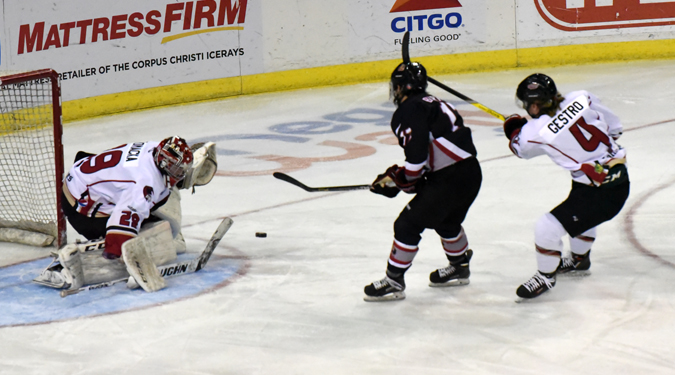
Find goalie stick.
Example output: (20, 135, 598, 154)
(401, 31, 505, 121)
(273, 172, 370, 192)
(59, 217, 233, 298)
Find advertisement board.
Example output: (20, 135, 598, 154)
(0, 0, 673, 118)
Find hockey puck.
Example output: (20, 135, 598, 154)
(255, 232, 267, 238)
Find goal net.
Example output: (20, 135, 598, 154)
(0, 69, 66, 247)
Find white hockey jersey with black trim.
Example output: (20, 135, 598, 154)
(508, 90, 626, 185)
(64, 141, 170, 237)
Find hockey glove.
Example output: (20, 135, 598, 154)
(386, 164, 420, 194)
(503, 114, 528, 140)
(370, 171, 400, 198)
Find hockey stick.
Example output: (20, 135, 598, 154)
(59, 217, 234, 298)
(401, 32, 505, 121)
(273, 172, 370, 192)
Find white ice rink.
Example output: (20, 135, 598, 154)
(1, 60, 675, 374)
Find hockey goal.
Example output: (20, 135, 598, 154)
(0, 69, 66, 247)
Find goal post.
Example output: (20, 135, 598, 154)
(0, 69, 66, 247)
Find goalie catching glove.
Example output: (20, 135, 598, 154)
(370, 165, 421, 197)
(178, 142, 218, 192)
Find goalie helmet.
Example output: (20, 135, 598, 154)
(153, 136, 194, 187)
(390, 62, 428, 106)
(516, 73, 558, 115)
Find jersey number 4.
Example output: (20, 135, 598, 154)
(569, 118, 610, 152)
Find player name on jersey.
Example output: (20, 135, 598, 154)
(539, 95, 588, 142)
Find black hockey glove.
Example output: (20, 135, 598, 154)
(387, 165, 418, 193)
(503, 114, 528, 140)
(370, 170, 400, 198)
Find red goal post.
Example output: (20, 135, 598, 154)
(0, 69, 66, 247)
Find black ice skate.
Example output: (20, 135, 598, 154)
(516, 271, 556, 300)
(429, 249, 473, 287)
(557, 250, 591, 276)
(364, 276, 405, 302)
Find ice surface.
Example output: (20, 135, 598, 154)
(0, 60, 674, 374)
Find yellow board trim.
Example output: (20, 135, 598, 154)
(62, 38, 675, 123)
(161, 26, 244, 44)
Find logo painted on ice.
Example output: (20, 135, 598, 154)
(390, 0, 463, 32)
(536, 0, 675, 31)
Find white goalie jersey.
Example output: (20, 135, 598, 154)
(65, 141, 171, 238)
(508, 90, 626, 185)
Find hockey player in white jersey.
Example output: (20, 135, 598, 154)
(34, 136, 218, 291)
(503, 73, 629, 299)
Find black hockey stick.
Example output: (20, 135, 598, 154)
(401, 32, 505, 121)
(273, 172, 370, 192)
(59, 217, 234, 297)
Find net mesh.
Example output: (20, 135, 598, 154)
(0, 74, 59, 240)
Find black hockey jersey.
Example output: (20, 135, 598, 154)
(390, 93, 477, 183)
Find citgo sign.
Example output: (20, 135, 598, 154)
(390, 0, 462, 32)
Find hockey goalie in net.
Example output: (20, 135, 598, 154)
(33, 136, 218, 292)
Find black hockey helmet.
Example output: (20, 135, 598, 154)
(516, 73, 557, 110)
(390, 62, 427, 105)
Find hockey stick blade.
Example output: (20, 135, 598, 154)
(273, 172, 370, 192)
(60, 217, 234, 297)
(400, 32, 505, 121)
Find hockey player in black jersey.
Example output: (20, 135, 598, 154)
(363, 62, 482, 301)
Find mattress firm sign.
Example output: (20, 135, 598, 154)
(1, 1, 262, 101)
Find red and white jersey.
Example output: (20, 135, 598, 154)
(64, 141, 170, 238)
(508, 90, 626, 185)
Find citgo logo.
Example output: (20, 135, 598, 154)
(536, 0, 675, 31)
(390, 0, 463, 33)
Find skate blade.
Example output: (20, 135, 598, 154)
(557, 270, 591, 278)
(363, 291, 406, 302)
(429, 278, 470, 288)
(32, 279, 67, 289)
(514, 290, 552, 303)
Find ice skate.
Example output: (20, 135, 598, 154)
(364, 276, 405, 302)
(429, 249, 472, 287)
(33, 245, 85, 290)
(516, 271, 556, 301)
(33, 260, 67, 288)
(557, 250, 591, 276)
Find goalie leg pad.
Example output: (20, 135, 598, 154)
(150, 187, 186, 254)
(81, 249, 129, 285)
(58, 245, 85, 290)
(121, 221, 179, 292)
(138, 220, 179, 264)
(122, 237, 166, 293)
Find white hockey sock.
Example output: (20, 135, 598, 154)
(534, 213, 567, 273)
(570, 227, 596, 256)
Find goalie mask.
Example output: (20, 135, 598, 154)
(390, 62, 428, 106)
(154, 136, 194, 187)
